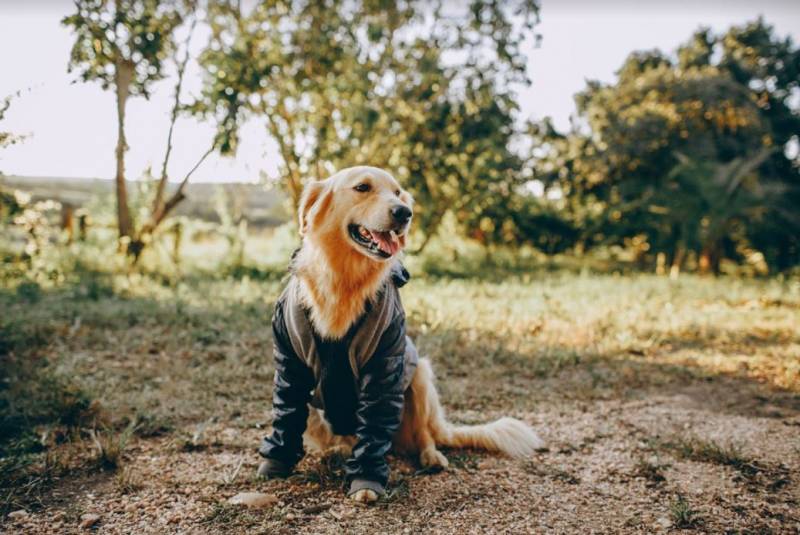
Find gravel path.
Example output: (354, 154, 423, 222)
(5, 377, 799, 534)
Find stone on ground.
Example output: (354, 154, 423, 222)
(227, 492, 279, 508)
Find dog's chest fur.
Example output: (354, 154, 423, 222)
(294, 244, 392, 339)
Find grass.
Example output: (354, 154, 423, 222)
(666, 436, 764, 477)
(441, 450, 481, 471)
(382, 476, 411, 503)
(660, 435, 792, 492)
(202, 501, 272, 527)
(114, 466, 144, 494)
(523, 460, 581, 484)
(89, 421, 137, 471)
(291, 452, 348, 489)
(631, 457, 667, 486)
(0, 242, 798, 527)
(669, 495, 703, 529)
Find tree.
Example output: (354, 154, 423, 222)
(63, 0, 184, 244)
(0, 91, 26, 152)
(1, 91, 28, 222)
(194, 0, 539, 245)
(533, 19, 800, 273)
(64, 0, 225, 259)
(134, 12, 220, 257)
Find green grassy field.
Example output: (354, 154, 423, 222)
(1, 263, 799, 532)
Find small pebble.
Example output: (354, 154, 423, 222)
(80, 513, 101, 529)
(227, 492, 278, 508)
(8, 510, 28, 520)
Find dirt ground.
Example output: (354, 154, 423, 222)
(2, 274, 799, 533)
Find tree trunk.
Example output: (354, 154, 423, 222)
(266, 115, 303, 213)
(409, 209, 445, 255)
(114, 59, 134, 240)
(171, 221, 183, 265)
(78, 213, 88, 241)
(655, 252, 667, 275)
(411, 230, 435, 255)
(670, 243, 685, 280)
(61, 204, 75, 243)
(699, 243, 721, 276)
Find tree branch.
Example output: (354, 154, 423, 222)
(153, 12, 199, 215)
(153, 142, 216, 228)
(266, 111, 303, 210)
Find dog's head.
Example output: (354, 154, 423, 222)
(298, 166, 414, 261)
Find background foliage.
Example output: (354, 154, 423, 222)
(531, 19, 800, 274)
(2, 4, 800, 529)
(2, 5, 799, 276)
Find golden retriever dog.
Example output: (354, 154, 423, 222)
(260, 166, 543, 503)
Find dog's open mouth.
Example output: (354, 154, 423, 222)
(348, 224, 403, 258)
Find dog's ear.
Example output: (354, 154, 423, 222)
(298, 179, 328, 236)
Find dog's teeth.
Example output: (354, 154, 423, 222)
(389, 230, 397, 241)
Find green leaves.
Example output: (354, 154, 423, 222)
(194, 0, 540, 246)
(0, 91, 26, 152)
(533, 18, 800, 273)
(62, 0, 184, 98)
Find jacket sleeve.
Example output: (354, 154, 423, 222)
(259, 299, 315, 468)
(345, 305, 406, 487)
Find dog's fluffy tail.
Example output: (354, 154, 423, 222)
(414, 358, 544, 458)
(435, 417, 545, 458)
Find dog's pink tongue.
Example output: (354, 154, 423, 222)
(370, 230, 400, 256)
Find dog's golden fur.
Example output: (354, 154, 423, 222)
(294, 166, 543, 503)
(293, 166, 410, 339)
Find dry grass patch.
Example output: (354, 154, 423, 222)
(631, 457, 668, 486)
(669, 495, 703, 529)
(659, 435, 793, 493)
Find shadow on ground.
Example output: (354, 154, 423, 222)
(1, 275, 799, 533)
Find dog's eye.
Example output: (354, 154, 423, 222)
(395, 189, 400, 196)
(354, 183, 371, 193)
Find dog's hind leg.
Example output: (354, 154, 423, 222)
(395, 358, 449, 470)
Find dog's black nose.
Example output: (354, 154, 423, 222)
(390, 204, 412, 224)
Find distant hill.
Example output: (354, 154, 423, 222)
(0, 175, 289, 227)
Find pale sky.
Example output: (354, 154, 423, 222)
(1, 1, 798, 183)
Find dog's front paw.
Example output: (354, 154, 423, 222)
(349, 489, 379, 504)
(256, 459, 292, 479)
(347, 479, 384, 504)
